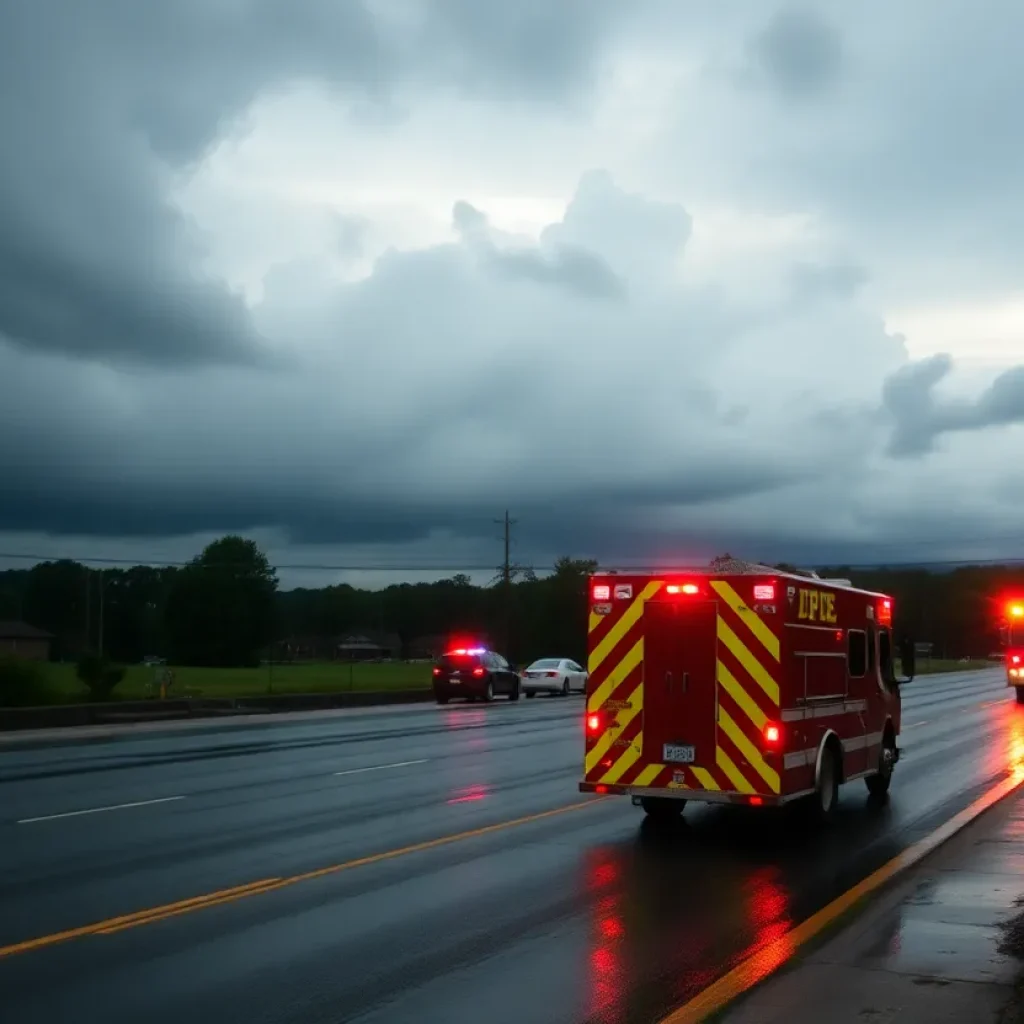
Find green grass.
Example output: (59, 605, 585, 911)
(35, 656, 1002, 705)
(44, 660, 432, 703)
(915, 658, 999, 675)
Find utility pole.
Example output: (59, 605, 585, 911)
(494, 510, 517, 657)
(97, 569, 105, 657)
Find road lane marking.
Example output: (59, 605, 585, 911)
(907, 720, 929, 728)
(16, 796, 185, 824)
(0, 797, 603, 959)
(333, 759, 428, 777)
(660, 769, 1024, 1024)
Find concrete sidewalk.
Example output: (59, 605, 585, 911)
(721, 785, 1024, 1024)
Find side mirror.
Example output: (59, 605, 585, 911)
(899, 642, 916, 684)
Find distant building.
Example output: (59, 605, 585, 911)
(337, 634, 396, 661)
(0, 621, 54, 661)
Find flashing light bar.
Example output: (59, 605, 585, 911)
(1010, 604, 1024, 619)
(666, 583, 699, 595)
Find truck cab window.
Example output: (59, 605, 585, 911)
(847, 630, 867, 677)
(867, 625, 876, 675)
(878, 627, 895, 687)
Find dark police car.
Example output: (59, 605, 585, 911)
(432, 646, 521, 704)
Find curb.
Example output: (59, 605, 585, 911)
(660, 768, 1024, 1024)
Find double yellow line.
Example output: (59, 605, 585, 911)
(0, 799, 599, 960)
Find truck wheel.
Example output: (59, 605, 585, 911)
(1016, 687, 1024, 705)
(865, 733, 896, 799)
(640, 797, 685, 821)
(812, 746, 840, 822)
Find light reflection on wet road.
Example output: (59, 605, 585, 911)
(0, 669, 1019, 1024)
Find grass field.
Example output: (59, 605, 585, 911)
(36, 655, 999, 704)
(44, 660, 432, 703)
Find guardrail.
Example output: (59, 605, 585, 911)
(0, 688, 435, 732)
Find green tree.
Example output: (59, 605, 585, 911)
(165, 536, 278, 666)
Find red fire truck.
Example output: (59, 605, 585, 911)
(1002, 599, 1024, 702)
(579, 560, 915, 821)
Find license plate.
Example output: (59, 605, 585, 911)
(663, 743, 695, 763)
(449, 676, 461, 684)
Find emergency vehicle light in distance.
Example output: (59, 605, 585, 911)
(446, 646, 486, 656)
(586, 713, 603, 734)
(753, 583, 776, 601)
(592, 584, 611, 602)
(666, 583, 699, 595)
(1010, 604, 1024, 618)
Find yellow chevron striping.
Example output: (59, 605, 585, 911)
(718, 707, 780, 793)
(602, 744, 642, 784)
(717, 660, 768, 730)
(717, 618, 780, 704)
(587, 638, 643, 713)
(633, 763, 663, 787)
(716, 747, 755, 794)
(587, 581, 663, 675)
(585, 684, 643, 775)
(588, 610, 603, 633)
(692, 767, 721, 791)
(711, 580, 780, 661)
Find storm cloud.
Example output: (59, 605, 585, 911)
(1, 0, 1024, 582)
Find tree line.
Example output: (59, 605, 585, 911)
(0, 536, 1022, 668)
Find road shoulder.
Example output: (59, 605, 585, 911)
(720, 782, 1024, 1023)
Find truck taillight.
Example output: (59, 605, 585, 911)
(592, 584, 611, 601)
(1013, 655, 1021, 664)
(666, 583, 699, 595)
(586, 713, 603, 735)
(753, 583, 776, 601)
(763, 722, 782, 747)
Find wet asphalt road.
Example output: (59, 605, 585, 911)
(0, 668, 1021, 1024)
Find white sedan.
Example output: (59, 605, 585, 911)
(520, 658, 588, 697)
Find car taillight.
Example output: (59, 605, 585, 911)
(472, 666, 485, 678)
(763, 722, 782, 747)
(545, 671, 558, 677)
(432, 667, 441, 677)
(586, 713, 603, 735)
(1013, 655, 1021, 664)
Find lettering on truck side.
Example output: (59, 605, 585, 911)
(797, 588, 838, 624)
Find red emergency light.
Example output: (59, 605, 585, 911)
(592, 584, 611, 602)
(1010, 603, 1024, 619)
(763, 722, 782, 747)
(753, 583, 776, 602)
(666, 583, 699, 595)
(586, 712, 603, 735)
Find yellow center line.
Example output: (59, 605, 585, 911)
(0, 798, 603, 960)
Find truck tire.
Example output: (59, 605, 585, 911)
(640, 796, 685, 821)
(865, 732, 896, 799)
(1016, 687, 1024, 705)
(812, 745, 840, 823)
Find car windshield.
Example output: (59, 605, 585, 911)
(529, 659, 561, 669)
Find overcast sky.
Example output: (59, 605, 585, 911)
(2, 0, 1023, 589)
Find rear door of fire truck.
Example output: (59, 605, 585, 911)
(641, 594, 718, 775)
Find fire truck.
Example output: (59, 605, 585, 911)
(1002, 599, 1024, 702)
(579, 560, 915, 822)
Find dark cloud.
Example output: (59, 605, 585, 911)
(0, 0, 624, 367)
(748, 7, 843, 99)
(883, 356, 1024, 456)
